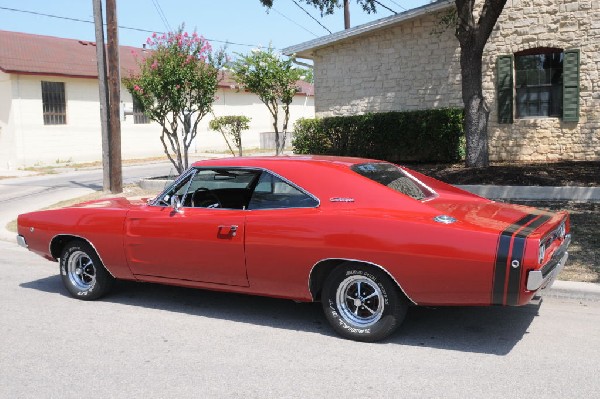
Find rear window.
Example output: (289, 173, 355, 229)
(351, 163, 435, 200)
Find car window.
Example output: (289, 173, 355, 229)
(350, 162, 435, 201)
(157, 168, 260, 209)
(248, 172, 318, 210)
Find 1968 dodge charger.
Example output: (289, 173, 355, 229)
(17, 156, 571, 341)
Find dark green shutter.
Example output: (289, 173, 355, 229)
(563, 49, 580, 122)
(497, 55, 513, 124)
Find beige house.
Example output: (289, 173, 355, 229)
(284, 0, 599, 162)
(0, 30, 314, 171)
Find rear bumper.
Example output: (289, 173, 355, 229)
(527, 234, 571, 291)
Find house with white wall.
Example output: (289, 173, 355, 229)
(0, 30, 314, 171)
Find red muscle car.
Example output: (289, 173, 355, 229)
(17, 156, 571, 341)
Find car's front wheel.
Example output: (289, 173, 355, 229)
(60, 240, 114, 300)
(321, 264, 407, 342)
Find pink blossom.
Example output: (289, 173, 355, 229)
(134, 85, 141, 92)
(146, 37, 152, 45)
(151, 60, 158, 70)
(152, 32, 157, 38)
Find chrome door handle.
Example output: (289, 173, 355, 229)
(218, 225, 238, 237)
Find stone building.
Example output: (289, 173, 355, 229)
(284, 0, 599, 162)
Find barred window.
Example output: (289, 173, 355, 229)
(133, 97, 150, 124)
(41, 81, 66, 125)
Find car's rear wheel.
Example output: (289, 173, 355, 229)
(60, 240, 114, 300)
(321, 263, 407, 342)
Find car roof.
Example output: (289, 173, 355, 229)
(191, 155, 382, 169)
(190, 155, 421, 210)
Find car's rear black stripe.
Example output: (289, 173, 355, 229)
(506, 214, 552, 305)
(506, 235, 526, 306)
(492, 214, 538, 305)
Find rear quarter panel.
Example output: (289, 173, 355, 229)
(245, 206, 499, 305)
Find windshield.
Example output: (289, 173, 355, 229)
(350, 162, 435, 201)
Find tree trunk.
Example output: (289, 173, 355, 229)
(455, 0, 507, 168)
(273, 122, 281, 156)
(460, 48, 489, 167)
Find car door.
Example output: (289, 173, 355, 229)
(243, 171, 322, 298)
(123, 168, 259, 287)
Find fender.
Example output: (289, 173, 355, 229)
(308, 257, 418, 305)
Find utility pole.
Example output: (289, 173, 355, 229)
(344, 0, 350, 29)
(106, 0, 122, 193)
(92, 0, 110, 192)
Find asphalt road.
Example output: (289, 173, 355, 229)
(1, 240, 599, 398)
(0, 162, 174, 241)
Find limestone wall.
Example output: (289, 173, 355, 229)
(312, 10, 463, 116)
(311, 0, 599, 161)
(485, 0, 600, 161)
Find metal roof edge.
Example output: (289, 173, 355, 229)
(282, 0, 453, 57)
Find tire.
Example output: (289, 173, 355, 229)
(59, 240, 114, 300)
(321, 263, 407, 342)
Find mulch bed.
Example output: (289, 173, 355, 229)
(407, 161, 600, 187)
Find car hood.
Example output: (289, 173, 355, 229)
(425, 198, 554, 234)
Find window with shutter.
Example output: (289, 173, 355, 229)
(496, 55, 513, 124)
(562, 49, 580, 122)
(514, 49, 563, 119)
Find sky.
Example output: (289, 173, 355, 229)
(0, 0, 430, 58)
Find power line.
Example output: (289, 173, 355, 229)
(373, 0, 397, 14)
(384, 0, 408, 11)
(0, 6, 267, 49)
(271, 7, 319, 37)
(291, 0, 332, 34)
(150, 0, 172, 32)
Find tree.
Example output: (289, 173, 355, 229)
(260, 0, 508, 167)
(455, 0, 507, 167)
(124, 28, 226, 174)
(209, 115, 251, 157)
(231, 47, 303, 155)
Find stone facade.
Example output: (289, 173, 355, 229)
(484, 0, 600, 161)
(312, 11, 463, 116)
(306, 0, 599, 162)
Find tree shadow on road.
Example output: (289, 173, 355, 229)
(21, 275, 540, 355)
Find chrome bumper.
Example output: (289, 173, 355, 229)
(527, 234, 571, 291)
(16, 234, 28, 248)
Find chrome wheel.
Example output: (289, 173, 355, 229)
(66, 250, 97, 291)
(336, 275, 384, 327)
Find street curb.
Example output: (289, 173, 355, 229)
(545, 280, 600, 302)
(457, 185, 600, 202)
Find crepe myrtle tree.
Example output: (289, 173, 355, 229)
(260, 0, 508, 167)
(124, 28, 226, 174)
(209, 115, 251, 157)
(231, 47, 303, 155)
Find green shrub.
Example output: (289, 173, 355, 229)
(293, 108, 465, 163)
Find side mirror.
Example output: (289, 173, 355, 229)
(170, 195, 184, 214)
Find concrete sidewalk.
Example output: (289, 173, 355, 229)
(458, 185, 600, 201)
(546, 280, 600, 301)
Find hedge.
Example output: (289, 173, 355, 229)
(292, 108, 465, 163)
